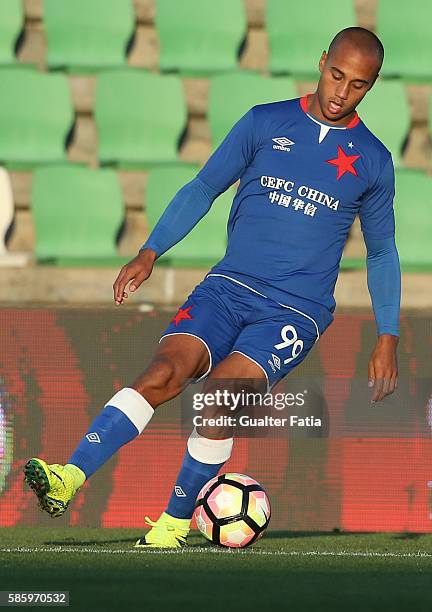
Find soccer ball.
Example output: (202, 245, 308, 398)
(193, 473, 271, 548)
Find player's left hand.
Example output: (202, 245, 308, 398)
(368, 334, 399, 403)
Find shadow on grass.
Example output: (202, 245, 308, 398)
(263, 530, 347, 539)
(392, 533, 425, 541)
(45, 537, 138, 546)
(44, 536, 214, 548)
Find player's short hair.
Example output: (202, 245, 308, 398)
(328, 27, 384, 67)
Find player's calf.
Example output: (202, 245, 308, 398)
(131, 335, 210, 407)
(131, 354, 186, 408)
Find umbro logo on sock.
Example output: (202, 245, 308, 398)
(174, 486, 187, 497)
(86, 432, 101, 443)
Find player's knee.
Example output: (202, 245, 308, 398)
(132, 355, 183, 406)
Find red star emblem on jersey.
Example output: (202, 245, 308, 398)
(172, 306, 193, 326)
(326, 145, 360, 180)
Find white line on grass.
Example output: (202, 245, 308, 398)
(1, 547, 432, 559)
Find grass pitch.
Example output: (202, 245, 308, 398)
(1, 529, 432, 611)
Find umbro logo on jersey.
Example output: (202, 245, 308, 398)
(273, 137, 295, 146)
(272, 137, 295, 152)
(86, 432, 101, 443)
(174, 486, 187, 497)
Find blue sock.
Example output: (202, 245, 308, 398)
(166, 449, 225, 519)
(69, 405, 139, 478)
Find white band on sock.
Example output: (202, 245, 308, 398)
(105, 387, 154, 434)
(187, 427, 233, 464)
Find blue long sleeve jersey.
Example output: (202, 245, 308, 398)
(143, 95, 401, 336)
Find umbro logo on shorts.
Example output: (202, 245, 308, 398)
(267, 353, 281, 373)
(272, 354, 281, 370)
(272, 137, 295, 152)
(174, 486, 187, 497)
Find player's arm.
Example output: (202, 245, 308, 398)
(365, 234, 400, 402)
(359, 156, 400, 403)
(113, 109, 257, 305)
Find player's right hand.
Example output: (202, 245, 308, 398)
(113, 248, 157, 305)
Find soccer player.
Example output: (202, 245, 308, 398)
(24, 27, 400, 547)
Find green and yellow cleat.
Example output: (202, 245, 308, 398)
(135, 512, 190, 548)
(23, 458, 83, 518)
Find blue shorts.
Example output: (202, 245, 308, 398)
(161, 275, 319, 387)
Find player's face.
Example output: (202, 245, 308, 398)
(315, 42, 380, 125)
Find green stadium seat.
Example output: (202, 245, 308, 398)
(0, 167, 28, 266)
(95, 70, 186, 167)
(357, 80, 409, 167)
(0, 68, 73, 166)
(209, 72, 297, 148)
(377, 0, 432, 80)
(32, 165, 127, 266)
(394, 169, 432, 270)
(145, 165, 232, 266)
(44, 0, 135, 71)
(341, 168, 432, 271)
(266, 0, 356, 76)
(0, 0, 22, 65)
(156, 0, 246, 75)
(429, 96, 432, 152)
(0, 167, 13, 257)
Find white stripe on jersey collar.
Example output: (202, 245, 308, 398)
(306, 114, 346, 143)
(300, 94, 360, 143)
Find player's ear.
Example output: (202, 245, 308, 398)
(369, 72, 380, 90)
(319, 51, 327, 73)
